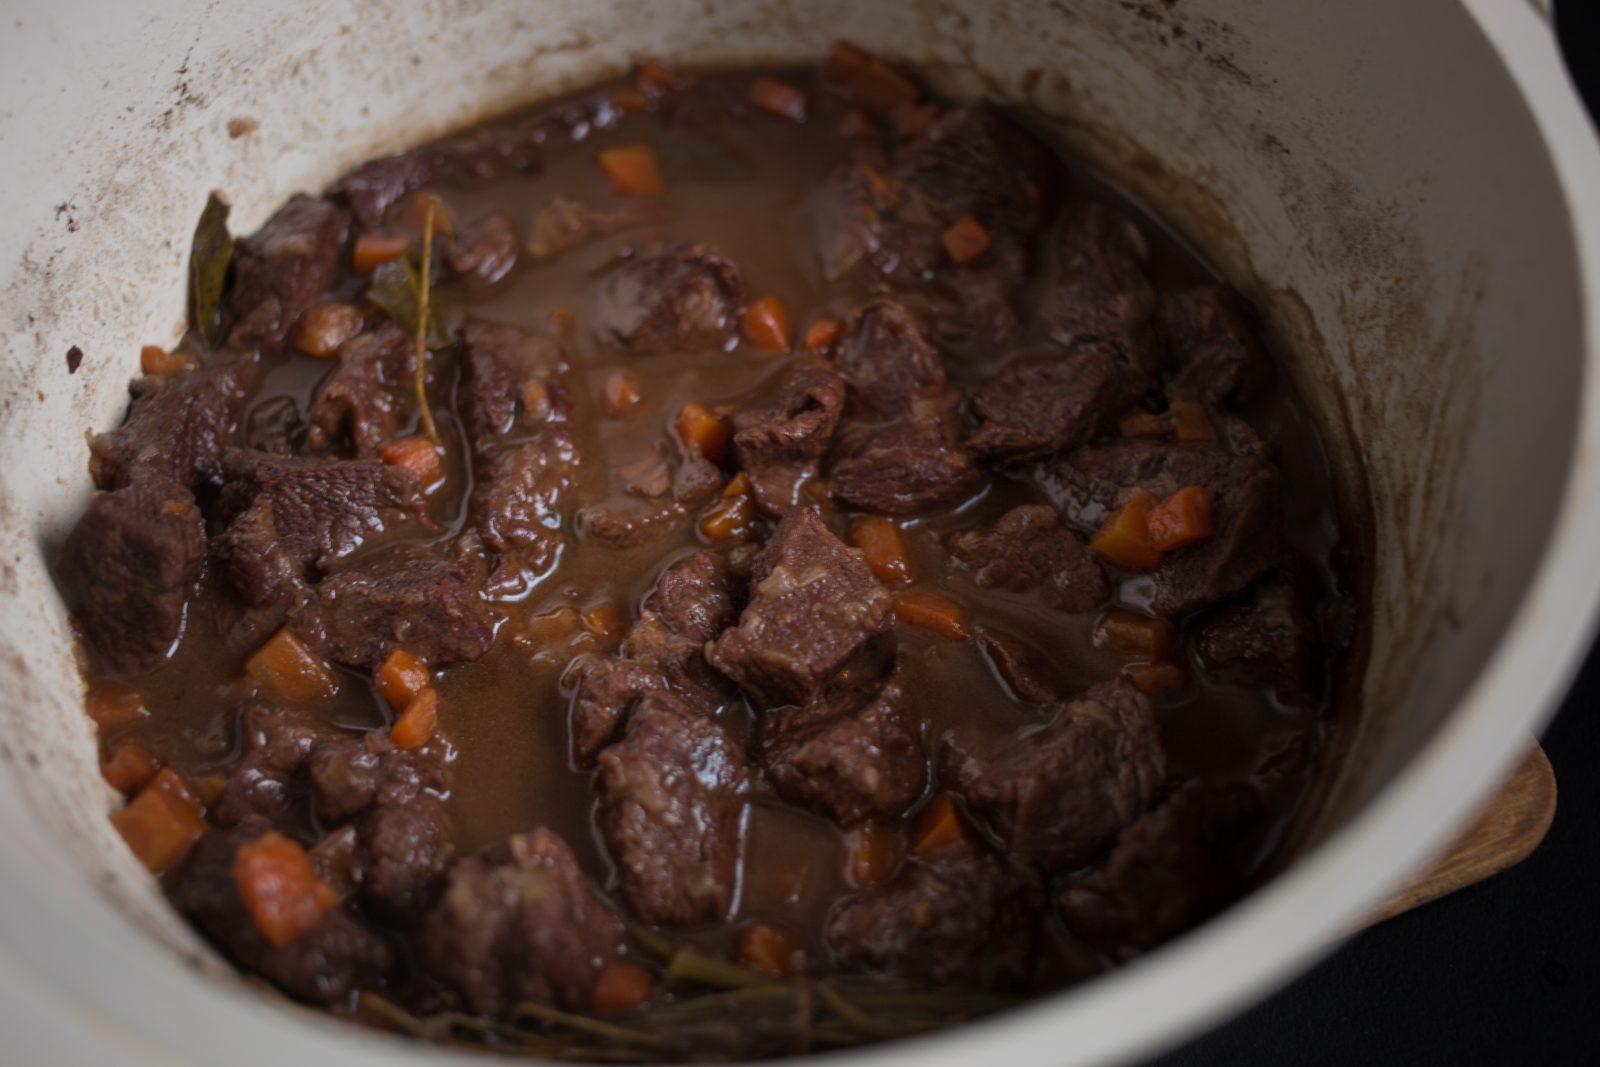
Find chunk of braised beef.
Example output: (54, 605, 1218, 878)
(893, 102, 1057, 239)
(966, 345, 1140, 459)
(1058, 781, 1261, 959)
(447, 213, 520, 284)
(827, 298, 947, 416)
(526, 196, 668, 261)
(305, 324, 413, 457)
(458, 317, 570, 445)
(473, 435, 578, 596)
(310, 729, 447, 823)
(809, 146, 896, 283)
(357, 794, 455, 926)
(1039, 204, 1159, 377)
(1193, 576, 1323, 708)
(226, 195, 348, 350)
(825, 850, 1039, 990)
(242, 395, 304, 455)
(420, 828, 623, 1017)
(1032, 439, 1282, 616)
(301, 540, 494, 669)
(595, 244, 745, 354)
(88, 358, 256, 492)
(57, 477, 204, 675)
(211, 702, 327, 827)
(171, 820, 394, 1005)
(976, 627, 1070, 705)
(947, 504, 1108, 613)
(943, 678, 1165, 871)
(731, 361, 847, 515)
(569, 659, 670, 771)
(761, 658, 926, 827)
(1160, 286, 1271, 406)
(707, 508, 893, 708)
(829, 388, 983, 515)
(595, 692, 747, 924)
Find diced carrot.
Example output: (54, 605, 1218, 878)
(1146, 485, 1216, 551)
(894, 103, 940, 139)
(194, 774, 228, 807)
(862, 164, 902, 209)
(845, 821, 898, 887)
(389, 687, 439, 750)
(352, 232, 411, 273)
(749, 76, 807, 122)
(1119, 410, 1172, 439)
(611, 87, 650, 114)
(292, 302, 365, 358)
(602, 370, 643, 416)
(548, 304, 578, 335)
(521, 380, 552, 420)
(598, 145, 666, 198)
(1097, 608, 1174, 659)
(109, 768, 206, 873)
(698, 489, 755, 543)
(850, 516, 912, 585)
(825, 40, 920, 113)
(1090, 489, 1163, 572)
(378, 435, 442, 487)
(636, 58, 686, 95)
(592, 961, 654, 1016)
(736, 923, 797, 978)
(1124, 661, 1189, 699)
(911, 793, 971, 857)
(676, 402, 730, 465)
(941, 214, 991, 265)
(374, 649, 430, 711)
(233, 831, 335, 949)
(838, 110, 880, 139)
(894, 590, 970, 640)
(584, 602, 629, 642)
(140, 345, 192, 376)
(400, 193, 455, 237)
(85, 683, 149, 731)
(803, 317, 842, 353)
(741, 295, 791, 352)
(246, 628, 337, 703)
(161, 498, 195, 518)
(100, 741, 158, 796)
(1170, 400, 1218, 444)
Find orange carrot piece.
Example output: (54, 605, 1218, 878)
(611, 87, 651, 114)
(233, 831, 335, 949)
(636, 58, 687, 95)
(851, 516, 912, 585)
(698, 486, 755, 542)
(548, 304, 578, 336)
(292, 302, 365, 358)
(1119, 410, 1172, 439)
(1090, 489, 1163, 572)
(247, 628, 337, 702)
(378, 435, 442, 487)
(110, 769, 206, 873)
(1124, 661, 1189, 699)
(845, 821, 898, 887)
(603, 370, 644, 416)
(825, 40, 920, 113)
(389, 687, 439, 750)
(598, 145, 666, 198)
(941, 214, 991, 265)
(1097, 609, 1175, 660)
(803, 317, 842, 353)
(1146, 486, 1216, 551)
(894, 590, 970, 640)
(1170, 400, 1217, 444)
(352, 232, 411, 273)
(736, 923, 797, 978)
(749, 76, 807, 122)
(911, 793, 971, 858)
(592, 961, 655, 1016)
(584, 602, 629, 642)
(741, 295, 792, 352)
(676, 402, 731, 465)
(140, 345, 192, 376)
(85, 683, 150, 731)
(374, 649, 430, 711)
(400, 193, 455, 237)
(100, 741, 158, 796)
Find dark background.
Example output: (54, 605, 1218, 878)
(1153, 4, 1599, 1064)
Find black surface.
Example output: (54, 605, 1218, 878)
(1151, 5, 1600, 1065)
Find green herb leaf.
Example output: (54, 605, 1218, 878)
(367, 254, 450, 349)
(189, 191, 233, 349)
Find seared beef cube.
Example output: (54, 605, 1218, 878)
(526, 196, 667, 261)
(242, 395, 303, 455)
(595, 693, 747, 924)
(569, 659, 670, 770)
(976, 627, 1070, 705)
(645, 549, 740, 642)
(913, 237, 1029, 351)
(306, 324, 414, 456)
(304, 540, 493, 669)
(731, 361, 846, 515)
(596, 244, 745, 354)
(1032, 439, 1281, 615)
(943, 679, 1165, 871)
(1193, 577, 1322, 707)
(357, 794, 455, 926)
(474, 437, 577, 596)
(226, 195, 348, 350)
(335, 151, 438, 231)
(172, 821, 393, 1005)
(1039, 205, 1159, 377)
(708, 509, 893, 707)
(830, 389, 984, 515)
(947, 504, 1108, 613)
(809, 147, 899, 282)
(310, 730, 447, 823)
(212, 703, 326, 827)
(57, 477, 204, 674)
(88, 358, 255, 491)
(1160, 286, 1270, 406)
(762, 659, 926, 827)
(893, 102, 1057, 239)
(1059, 781, 1260, 959)
(966, 345, 1139, 459)
(828, 299, 948, 415)
(458, 317, 569, 444)
(447, 213, 519, 284)
(420, 828, 623, 1017)
(825, 851, 1039, 990)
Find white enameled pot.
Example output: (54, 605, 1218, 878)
(1, 1, 1597, 1064)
